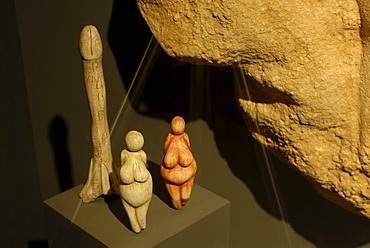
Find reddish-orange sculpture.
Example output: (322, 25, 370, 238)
(160, 116, 197, 209)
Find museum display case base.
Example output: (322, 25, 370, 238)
(44, 184, 230, 247)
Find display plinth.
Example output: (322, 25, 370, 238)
(45, 184, 230, 247)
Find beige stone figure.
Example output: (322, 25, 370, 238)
(78, 25, 117, 203)
(136, 1, 370, 218)
(119, 130, 152, 233)
(161, 116, 197, 209)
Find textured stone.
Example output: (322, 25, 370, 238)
(136, 0, 370, 218)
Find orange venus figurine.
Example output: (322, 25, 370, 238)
(160, 116, 197, 209)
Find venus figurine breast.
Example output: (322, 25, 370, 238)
(118, 130, 152, 233)
(160, 116, 197, 209)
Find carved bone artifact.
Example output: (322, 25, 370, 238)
(119, 130, 152, 233)
(78, 25, 117, 203)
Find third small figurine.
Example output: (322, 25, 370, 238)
(160, 116, 197, 209)
(119, 130, 152, 233)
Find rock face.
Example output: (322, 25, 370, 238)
(135, 0, 370, 218)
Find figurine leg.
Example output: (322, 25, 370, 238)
(121, 199, 141, 233)
(165, 183, 182, 209)
(136, 199, 151, 230)
(180, 176, 195, 206)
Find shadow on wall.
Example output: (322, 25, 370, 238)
(49, 115, 73, 192)
(107, 0, 370, 247)
(108, 0, 152, 88)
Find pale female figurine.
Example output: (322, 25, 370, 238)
(119, 130, 152, 233)
(161, 116, 197, 209)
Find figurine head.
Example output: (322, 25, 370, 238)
(171, 116, 185, 135)
(125, 130, 144, 152)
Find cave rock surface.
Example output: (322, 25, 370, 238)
(136, 0, 370, 218)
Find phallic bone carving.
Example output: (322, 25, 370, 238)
(135, 0, 370, 218)
(78, 25, 119, 203)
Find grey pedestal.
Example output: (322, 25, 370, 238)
(45, 184, 230, 248)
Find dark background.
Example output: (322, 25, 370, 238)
(3, 0, 370, 247)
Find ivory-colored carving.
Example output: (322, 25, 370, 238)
(119, 130, 152, 233)
(161, 116, 197, 209)
(136, 1, 370, 218)
(78, 25, 116, 203)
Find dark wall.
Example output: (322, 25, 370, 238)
(1, 0, 44, 246)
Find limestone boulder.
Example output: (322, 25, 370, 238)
(135, 0, 370, 218)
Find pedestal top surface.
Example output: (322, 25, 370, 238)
(45, 183, 229, 247)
